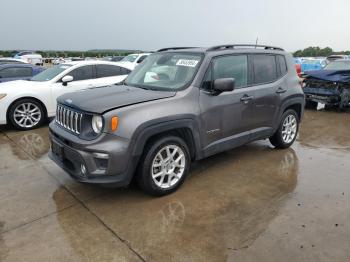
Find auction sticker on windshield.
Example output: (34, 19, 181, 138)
(176, 59, 199, 67)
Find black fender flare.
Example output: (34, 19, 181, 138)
(273, 95, 305, 133)
(130, 116, 202, 160)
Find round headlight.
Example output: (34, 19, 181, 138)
(91, 115, 103, 134)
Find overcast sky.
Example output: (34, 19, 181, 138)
(1, 0, 349, 52)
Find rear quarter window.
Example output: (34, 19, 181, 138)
(277, 55, 288, 77)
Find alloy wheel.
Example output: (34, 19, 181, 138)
(13, 102, 42, 129)
(282, 114, 297, 144)
(151, 145, 186, 189)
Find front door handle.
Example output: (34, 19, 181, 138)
(240, 95, 254, 104)
(276, 87, 287, 94)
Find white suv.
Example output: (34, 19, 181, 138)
(117, 53, 150, 70)
(14, 51, 43, 66)
(0, 61, 133, 130)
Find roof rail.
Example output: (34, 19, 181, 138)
(157, 47, 197, 52)
(207, 44, 284, 52)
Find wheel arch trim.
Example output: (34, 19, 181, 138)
(130, 116, 202, 160)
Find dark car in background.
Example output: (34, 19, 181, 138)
(0, 64, 45, 83)
(0, 58, 28, 64)
(303, 60, 350, 109)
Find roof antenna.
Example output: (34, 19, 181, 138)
(255, 37, 259, 48)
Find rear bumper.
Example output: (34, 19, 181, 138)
(49, 121, 137, 186)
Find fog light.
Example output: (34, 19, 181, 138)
(81, 164, 87, 175)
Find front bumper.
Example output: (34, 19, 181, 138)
(304, 87, 340, 105)
(49, 121, 137, 186)
(0, 100, 8, 125)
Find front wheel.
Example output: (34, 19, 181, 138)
(8, 99, 45, 130)
(137, 136, 191, 196)
(269, 109, 299, 149)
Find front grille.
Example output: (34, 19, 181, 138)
(55, 104, 83, 134)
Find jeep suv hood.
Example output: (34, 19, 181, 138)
(57, 85, 176, 114)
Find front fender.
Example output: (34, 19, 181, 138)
(130, 116, 202, 159)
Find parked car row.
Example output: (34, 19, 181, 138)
(0, 61, 133, 130)
(49, 53, 150, 66)
(294, 57, 327, 76)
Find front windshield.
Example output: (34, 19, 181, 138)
(125, 52, 202, 91)
(324, 61, 350, 70)
(121, 54, 139, 63)
(31, 64, 72, 81)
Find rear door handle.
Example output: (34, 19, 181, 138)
(276, 87, 287, 94)
(240, 95, 254, 103)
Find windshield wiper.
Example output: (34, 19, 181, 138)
(133, 85, 150, 90)
(124, 82, 151, 90)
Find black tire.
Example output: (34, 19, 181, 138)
(8, 99, 46, 131)
(137, 136, 191, 196)
(305, 100, 318, 109)
(269, 109, 299, 149)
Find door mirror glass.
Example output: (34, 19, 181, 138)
(213, 78, 235, 93)
(62, 75, 73, 84)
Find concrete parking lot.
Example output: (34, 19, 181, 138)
(0, 109, 350, 262)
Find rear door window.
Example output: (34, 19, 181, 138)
(253, 55, 277, 84)
(96, 64, 123, 78)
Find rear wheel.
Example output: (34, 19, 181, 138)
(269, 109, 299, 149)
(137, 136, 190, 196)
(8, 99, 45, 130)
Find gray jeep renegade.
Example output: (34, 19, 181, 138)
(49, 44, 305, 196)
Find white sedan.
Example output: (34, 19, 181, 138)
(0, 61, 132, 130)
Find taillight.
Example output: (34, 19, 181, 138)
(295, 64, 302, 77)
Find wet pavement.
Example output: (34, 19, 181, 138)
(1, 109, 350, 262)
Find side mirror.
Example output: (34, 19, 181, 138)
(213, 78, 235, 93)
(62, 75, 73, 86)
